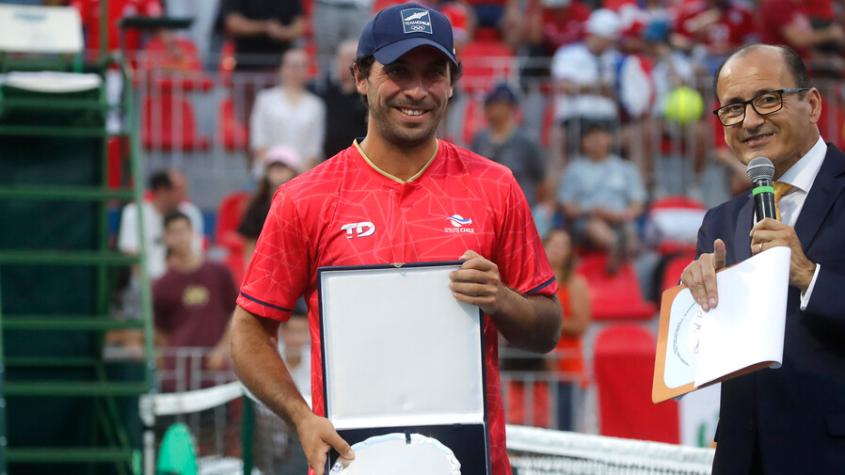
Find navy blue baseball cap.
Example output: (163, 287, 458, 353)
(484, 82, 519, 105)
(357, 3, 458, 66)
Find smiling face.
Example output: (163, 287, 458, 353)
(356, 47, 453, 149)
(716, 47, 822, 176)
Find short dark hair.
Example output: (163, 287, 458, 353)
(350, 54, 463, 105)
(713, 44, 811, 100)
(163, 210, 191, 230)
(149, 170, 173, 191)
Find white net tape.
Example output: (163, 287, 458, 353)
(507, 426, 714, 474)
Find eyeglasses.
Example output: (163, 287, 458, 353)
(713, 88, 810, 126)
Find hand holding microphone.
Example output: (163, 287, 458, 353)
(682, 156, 815, 309)
(746, 157, 816, 290)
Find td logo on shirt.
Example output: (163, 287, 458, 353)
(401, 8, 433, 34)
(341, 221, 375, 238)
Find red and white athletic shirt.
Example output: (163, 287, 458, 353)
(237, 139, 558, 475)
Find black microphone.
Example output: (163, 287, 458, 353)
(746, 156, 777, 222)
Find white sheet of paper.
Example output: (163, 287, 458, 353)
(661, 246, 791, 389)
(693, 246, 791, 387)
(320, 264, 485, 430)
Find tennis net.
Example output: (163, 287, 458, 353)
(507, 425, 714, 474)
(140, 382, 714, 475)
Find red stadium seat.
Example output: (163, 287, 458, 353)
(460, 40, 513, 94)
(219, 97, 248, 152)
(142, 95, 211, 151)
(577, 253, 656, 320)
(660, 252, 696, 293)
(215, 191, 251, 286)
(134, 34, 214, 93)
(594, 324, 680, 443)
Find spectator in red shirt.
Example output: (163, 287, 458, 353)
(671, 0, 755, 74)
(759, 0, 845, 73)
(804, 0, 842, 63)
(524, 0, 591, 54)
(518, 0, 590, 86)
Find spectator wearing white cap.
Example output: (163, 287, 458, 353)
(238, 145, 304, 267)
(549, 9, 622, 164)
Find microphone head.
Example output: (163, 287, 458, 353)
(746, 156, 775, 182)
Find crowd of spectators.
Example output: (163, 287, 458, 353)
(12, 0, 844, 431)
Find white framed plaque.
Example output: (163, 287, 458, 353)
(318, 262, 490, 474)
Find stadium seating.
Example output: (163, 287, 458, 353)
(594, 324, 680, 443)
(135, 34, 214, 92)
(460, 39, 513, 94)
(142, 95, 211, 151)
(577, 253, 656, 320)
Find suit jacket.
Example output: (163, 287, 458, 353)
(697, 144, 845, 474)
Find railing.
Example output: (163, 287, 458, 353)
(151, 345, 594, 432)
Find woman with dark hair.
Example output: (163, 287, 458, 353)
(543, 227, 591, 431)
(238, 145, 304, 267)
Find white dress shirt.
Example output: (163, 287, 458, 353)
(775, 136, 827, 310)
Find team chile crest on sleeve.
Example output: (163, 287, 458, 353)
(401, 8, 433, 34)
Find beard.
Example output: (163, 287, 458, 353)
(368, 97, 444, 149)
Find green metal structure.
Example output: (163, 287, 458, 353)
(0, 4, 155, 474)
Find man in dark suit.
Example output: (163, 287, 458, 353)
(682, 44, 845, 474)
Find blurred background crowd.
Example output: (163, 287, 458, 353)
(5, 0, 845, 448)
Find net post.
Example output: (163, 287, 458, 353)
(242, 395, 255, 473)
(138, 394, 155, 475)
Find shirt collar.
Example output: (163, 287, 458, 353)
(353, 139, 439, 185)
(778, 136, 826, 194)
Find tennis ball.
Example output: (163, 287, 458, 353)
(664, 86, 704, 125)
